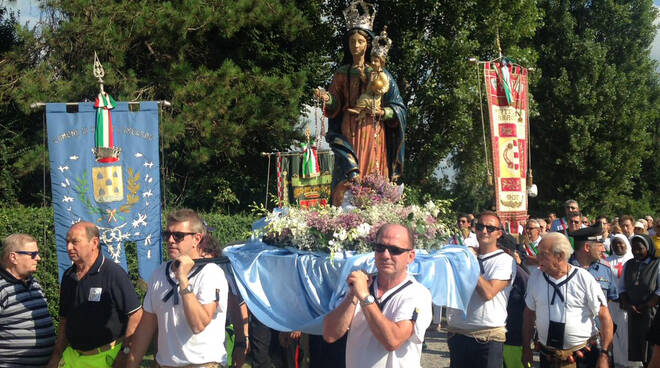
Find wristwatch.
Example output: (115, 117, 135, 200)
(180, 284, 193, 296)
(360, 295, 376, 307)
(122, 345, 131, 355)
(600, 350, 612, 359)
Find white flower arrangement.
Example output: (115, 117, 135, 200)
(257, 175, 455, 254)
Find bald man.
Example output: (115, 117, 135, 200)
(47, 222, 142, 368)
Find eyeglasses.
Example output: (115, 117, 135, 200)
(475, 223, 501, 233)
(372, 243, 412, 255)
(163, 231, 197, 243)
(14, 250, 40, 259)
(526, 227, 540, 231)
(582, 221, 589, 225)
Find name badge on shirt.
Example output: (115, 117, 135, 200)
(88, 287, 102, 302)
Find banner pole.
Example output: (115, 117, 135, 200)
(42, 109, 48, 256)
(159, 102, 167, 215)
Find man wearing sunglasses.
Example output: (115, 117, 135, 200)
(47, 222, 142, 368)
(126, 209, 228, 368)
(322, 223, 432, 368)
(550, 199, 581, 234)
(451, 214, 478, 249)
(521, 219, 542, 266)
(446, 211, 516, 368)
(0, 233, 55, 367)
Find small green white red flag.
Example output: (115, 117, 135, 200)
(95, 92, 117, 148)
(302, 142, 320, 178)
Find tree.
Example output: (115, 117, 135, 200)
(529, 0, 660, 216)
(0, 0, 332, 211)
(0, 6, 48, 206)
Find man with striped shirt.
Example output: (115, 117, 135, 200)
(0, 233, 56, 367)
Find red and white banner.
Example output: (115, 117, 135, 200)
(484, 62, 529, 233)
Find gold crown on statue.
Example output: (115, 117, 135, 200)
(371, 27, 392, 59)
(343, 0, 377, 31)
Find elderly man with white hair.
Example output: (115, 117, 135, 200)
(522, 232, 614, 368)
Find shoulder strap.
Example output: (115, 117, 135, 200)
(371, 279, 414, 311)
(560, 218, 568, 235)
(478, 251, 506, 274)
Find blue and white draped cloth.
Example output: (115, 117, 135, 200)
(46, 102, 162, 281)
(223, 240, 479, 334)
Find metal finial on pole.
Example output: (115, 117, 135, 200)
(93, 51, 105, 94)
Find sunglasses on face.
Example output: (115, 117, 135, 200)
(475, 223, 500, 233)
(372, 243, 412, 255)
(15, 250, 39, 259)
(163, 231, 197, 243)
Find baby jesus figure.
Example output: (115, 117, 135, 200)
(346, 28, 392, 122)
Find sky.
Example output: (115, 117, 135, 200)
(2, 0, 42, 27)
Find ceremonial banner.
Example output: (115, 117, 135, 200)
(46, 102, 162, 281)
(277, 151, 334, 208)
(484, 62, 529, 231)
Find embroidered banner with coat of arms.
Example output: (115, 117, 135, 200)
(46, 101, 162, 281)
(484, 61, 529, 232)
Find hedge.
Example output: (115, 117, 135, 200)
(0, 206, 256, 325)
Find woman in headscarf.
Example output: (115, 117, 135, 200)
(314, 19, 406, 206)
(606, 234, 638, 367)
(620, 234, 660, 365)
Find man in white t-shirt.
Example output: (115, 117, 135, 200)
(323, 223, 432, 368)
(522, 232, 614, 368)
(125, 209, 228, 367)
(450, 214, 478, 249)
(446, 211, 516, 368)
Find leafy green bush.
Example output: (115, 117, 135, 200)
(0, 206, 257, 326)
(0, 207, 60, 321)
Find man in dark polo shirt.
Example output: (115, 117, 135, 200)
(46, 221, 142, 368)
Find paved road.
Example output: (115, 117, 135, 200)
(422, 325, 540, 367)
(421, 325, 451, 367)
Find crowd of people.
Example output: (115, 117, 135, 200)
(1, 202, 660, 368)
(451, 200, 660, 368)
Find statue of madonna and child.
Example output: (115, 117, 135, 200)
(314, 0, 407, 206)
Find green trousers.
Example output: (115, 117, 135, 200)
(59, 344, 121, 368)
(503, 344, 524, 368)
